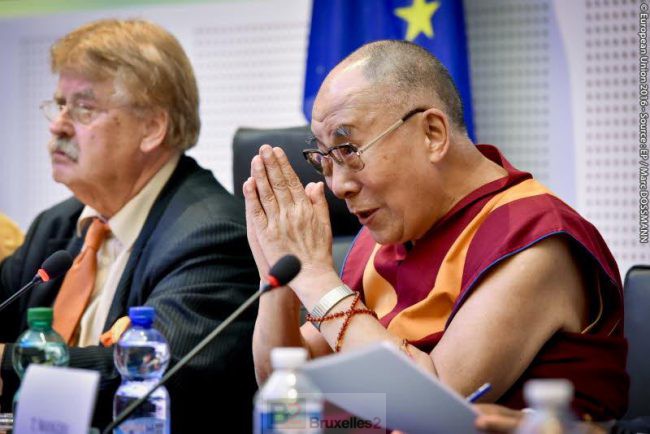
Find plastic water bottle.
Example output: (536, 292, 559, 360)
(113, 306, 170, 434)
(515, 379, 580, 434)
(12, 307, 70, 412)
(254, 347, 324, 434)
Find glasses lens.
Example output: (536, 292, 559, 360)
(332, 145, 363, 171)
(71, 106, 94, 125)
(305, 152, 325, 174)
(40, 101, 60, 122)
(320, 156, 333, 176)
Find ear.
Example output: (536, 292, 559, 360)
(422, 108, 450, 163)
(139, 107, 169, 153)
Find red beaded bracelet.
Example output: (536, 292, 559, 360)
(306, 292, 378, 352)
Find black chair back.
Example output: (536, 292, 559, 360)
(623, 265, 650, 419)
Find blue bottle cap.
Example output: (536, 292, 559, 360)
(128, 306, 155, 327)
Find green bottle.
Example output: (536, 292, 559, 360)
(12, 307, 70, 412)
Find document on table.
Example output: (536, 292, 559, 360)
(302, 341, 478, 434)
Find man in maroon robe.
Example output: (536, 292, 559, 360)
(246, 39, 628, 427)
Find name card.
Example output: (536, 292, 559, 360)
(14, 365, 99, 434)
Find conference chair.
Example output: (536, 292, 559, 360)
(232, 126, 361, 273)
(622, 265, 650, 419)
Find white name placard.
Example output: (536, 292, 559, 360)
(14, 365, 100, 434)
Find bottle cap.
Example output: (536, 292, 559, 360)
(128, 306, 155, 328)
(27, 307, 53, 326)
(271, 347, 308, 369)
(524, 379, 574, 408)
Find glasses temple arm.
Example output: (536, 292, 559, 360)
(357, 118, 405, 155)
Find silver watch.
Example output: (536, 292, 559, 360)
(309, 285, 355, 330)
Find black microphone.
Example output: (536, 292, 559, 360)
(0, 250, 73, 313)
(103, 254, 302, 434)
(261, 254, 301, 292)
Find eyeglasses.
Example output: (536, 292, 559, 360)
(302, 108, 426, 176)
(39, 100, 113, 125)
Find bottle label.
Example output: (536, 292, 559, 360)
(114, 417, 168, 434)
(255, 399, 323, 433)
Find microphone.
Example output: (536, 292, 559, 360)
(261, 254, 301, 292)
(104, 254, 302, 434)
(0, 250, 73, 313)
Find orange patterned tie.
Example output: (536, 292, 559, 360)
(53, 218, 110, 345)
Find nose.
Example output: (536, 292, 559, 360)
(48, 110, 74, 138)
(327, 163, 361, 200)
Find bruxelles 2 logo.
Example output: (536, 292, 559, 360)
(264, 400, 382, 431)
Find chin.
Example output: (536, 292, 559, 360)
(51, 167, 76, 188)
(51, 169, 65, 184)
(368, 227, 402, 246)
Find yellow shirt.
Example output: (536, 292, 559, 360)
(0, 213, 23, 261)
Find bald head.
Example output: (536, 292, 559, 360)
(317, 40, 466, 133)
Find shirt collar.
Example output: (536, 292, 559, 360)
(76, 155, 180, 248)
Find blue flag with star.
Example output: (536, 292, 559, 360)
(303, 0, 475, 139)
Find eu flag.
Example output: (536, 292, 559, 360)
(303, 0, 475, 139)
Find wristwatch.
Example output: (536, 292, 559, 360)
(309, 284, 355, 330)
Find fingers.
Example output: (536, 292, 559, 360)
(258, 145, 295, 205)
(253, 145, 312, 218)
(243, 176, 268, 230)
(306, 182, 332, 230)
(243, 177, 269, 278)
(473, 404, 523, 433)
(475, 414, 519, 433)
(271, 146, 310, 205)
(246, 145, 336, 285)
(251, 153, 280, 217)
(474, 404, 522, 418)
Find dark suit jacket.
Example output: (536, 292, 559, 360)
(0, 155, 259, 432)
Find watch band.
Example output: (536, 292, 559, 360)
(309, 285, 355, 330)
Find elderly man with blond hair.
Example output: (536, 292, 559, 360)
(0, 19, 258, 432)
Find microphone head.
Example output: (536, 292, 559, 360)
(38, 250, 73, 282)
(267, 255, 301, 288)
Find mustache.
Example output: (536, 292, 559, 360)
(48, 137, 79, 162)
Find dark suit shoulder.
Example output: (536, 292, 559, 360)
(161, 155, 246, 224)
(1, 196, 82, 285)
(29, 196, 84, 240)
(128, 155, 254, 285)
(144, 156, 247, 247)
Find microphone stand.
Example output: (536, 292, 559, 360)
(0, 276, 39, 313)
(103, 287, 266, 434)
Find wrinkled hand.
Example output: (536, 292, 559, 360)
(473, 404, 608, 434)
(474, 404, 524, 433)
(243, 145, 338, 297)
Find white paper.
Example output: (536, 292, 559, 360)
(302, 341, 478, 434)
(14, 365, 100, 434)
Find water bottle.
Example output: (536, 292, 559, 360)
(113, 306, 170, 434)
(515, 379, 580, 434)
(12, 307, 70, 411)
(254, 347, 324, 434)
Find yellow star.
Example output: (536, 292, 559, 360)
(394, 0, 440, 41)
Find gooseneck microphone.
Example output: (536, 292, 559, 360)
(260, 254, 301, 292)
(0, 250, 73, 313)
(104, 254, 302, 434)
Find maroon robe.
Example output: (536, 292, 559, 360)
(341, 145, 628, 420)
